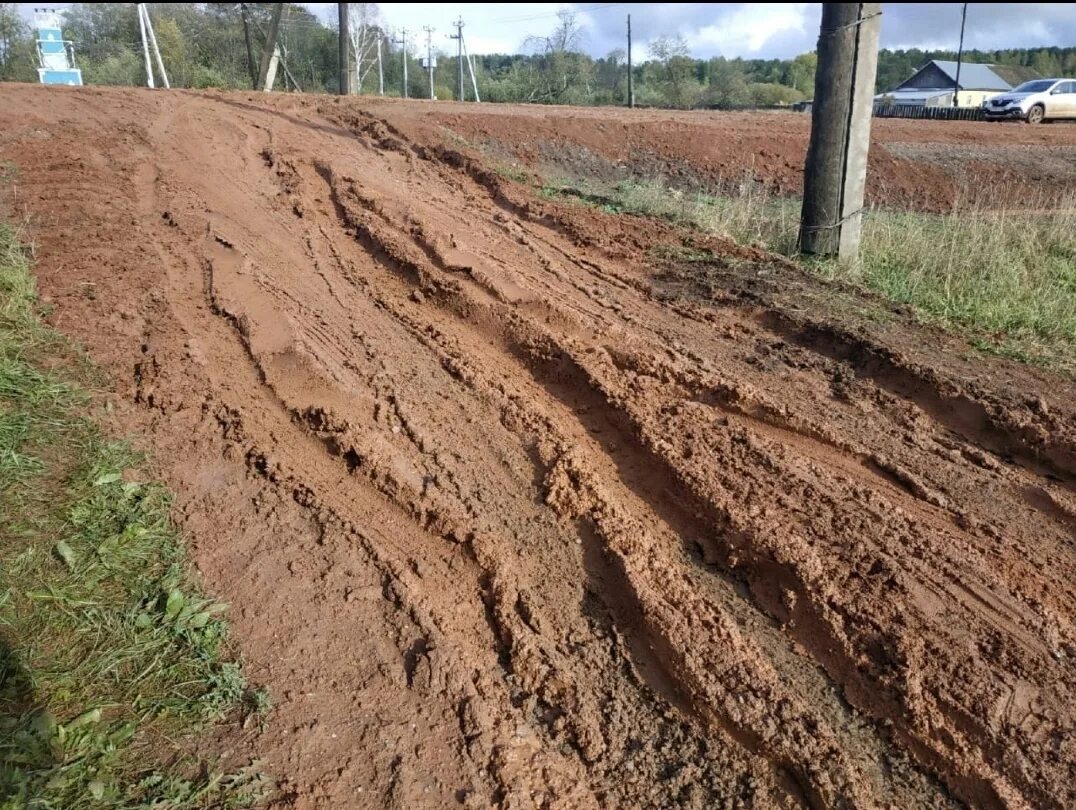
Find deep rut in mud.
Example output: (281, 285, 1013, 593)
(1, 86, 1074, 809)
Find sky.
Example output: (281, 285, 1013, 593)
(304, 3, 1076, 59)
(18, 3, 1076, 60)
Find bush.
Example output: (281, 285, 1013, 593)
(83, 47, 143, 86)
(188, 64, 229, 89)
(747, 82, 805, 106)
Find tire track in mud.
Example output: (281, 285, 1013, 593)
(276, 136, 962, 808)
(4, 86, 1074, 810)
(182, 118, 783, 804)
(300, 108, 1073, 810)
(193, 103, 1062, 807)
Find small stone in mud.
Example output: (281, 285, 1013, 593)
(411, 289, 425, 303)
(1026, 396, 1049, 416)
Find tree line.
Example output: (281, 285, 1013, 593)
(1, 4, 1073, 109)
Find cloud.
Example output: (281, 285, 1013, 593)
(684, 4, 814, 55)
(26, 2, 1074, 61)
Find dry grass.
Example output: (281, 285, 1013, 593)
(540, 174, 1076, 373)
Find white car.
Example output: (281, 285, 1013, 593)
(983, 78, 1076, 123)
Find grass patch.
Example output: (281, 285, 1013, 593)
(0, 221, 267, 808)
(544, 175, 1076, 374)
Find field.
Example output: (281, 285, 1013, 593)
(1, 84, 1075, 809)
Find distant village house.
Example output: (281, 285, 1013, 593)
(875, 60, 1041, 107)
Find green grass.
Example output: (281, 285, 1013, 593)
(0, 221, 267, 809)
(541, 175, 1076, 374)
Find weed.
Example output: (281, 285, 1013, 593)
(545, 175, 1076, 374)
(0, 221, 266, 808)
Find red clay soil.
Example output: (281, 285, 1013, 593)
(402, 100, 1076, 211)
(2, 85, 1075, 809)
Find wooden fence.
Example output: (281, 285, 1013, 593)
(872, 105, 986, 121)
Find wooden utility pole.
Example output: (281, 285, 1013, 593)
(799, 3, 881, 261)
(953, 3, 968, 107)
(627, 14, 634, 108)
(338, 3, 350, 94)
(257, 2, 284, 91)
(240, 4, 258, 88)
(394, 29, 408, 98)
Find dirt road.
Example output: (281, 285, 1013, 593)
(1, 85, 1074, 809)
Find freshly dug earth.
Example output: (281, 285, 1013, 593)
(410, 101, 1076, 211)
(2, 85, 1075, 809)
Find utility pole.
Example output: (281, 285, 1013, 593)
(451, 17, 464, 101)
(953, 3, 968, 107)
(338, 3, 350, 95)
(137, 1, 154, 88)
(462, 34, 480, 102)
(257, 2, 284, 91)
(799, 3, 882, 261)
(394, 29, 408, 98)
(423, 25, 435, 100)
(377, 34, 384, 95)
(627, 14, 634, 108)
(141, 4, 169, 89)
(240, 4, 258, 89)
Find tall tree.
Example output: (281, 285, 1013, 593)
(648, 34, 697, 108)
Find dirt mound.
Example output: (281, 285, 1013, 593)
(2, 85, 1075, 809)
(397, 101, 1076, 211)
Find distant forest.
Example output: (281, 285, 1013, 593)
(1, 3, 1073, 109)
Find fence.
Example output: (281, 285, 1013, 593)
(872, 105, 986, 121)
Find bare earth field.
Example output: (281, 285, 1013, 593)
(1, 84, 1075, 809)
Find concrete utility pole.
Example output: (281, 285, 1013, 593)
(137, 1, 154, 88)
(953, 2, 968, 107)
(627, 14, 634, 108)
(377, 35, 384, 95)
(338, 3, 350, 95)
(451, 17, 464, 101)
(462, 33, 480, 102)
(423, 25, 435, 99)
(141, 4, 169, 89)
(799, 3, 882, 261)
(394, 29, 408, 97)
(258, 3, 284, 91)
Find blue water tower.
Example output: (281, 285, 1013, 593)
(35, 8, 83, 86)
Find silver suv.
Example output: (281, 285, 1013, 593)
(984, 78, 1076, 123)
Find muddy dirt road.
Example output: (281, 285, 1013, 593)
(2, 85, 1075, 809)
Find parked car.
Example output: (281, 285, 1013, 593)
(983, 78, 1076, 123)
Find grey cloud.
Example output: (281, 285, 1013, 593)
(573, 3, 1074, 59)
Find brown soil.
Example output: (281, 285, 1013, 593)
(404, 100, 1076, 211)
(2, 85, 1075, 810)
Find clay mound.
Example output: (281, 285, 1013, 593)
(401, 101, 1076, 212)
(1, 85, 1074, 809)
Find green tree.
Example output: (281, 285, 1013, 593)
(648, 34, 700, 108)
(706, 58, 752, 108)
(786, 52, 817, 95)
